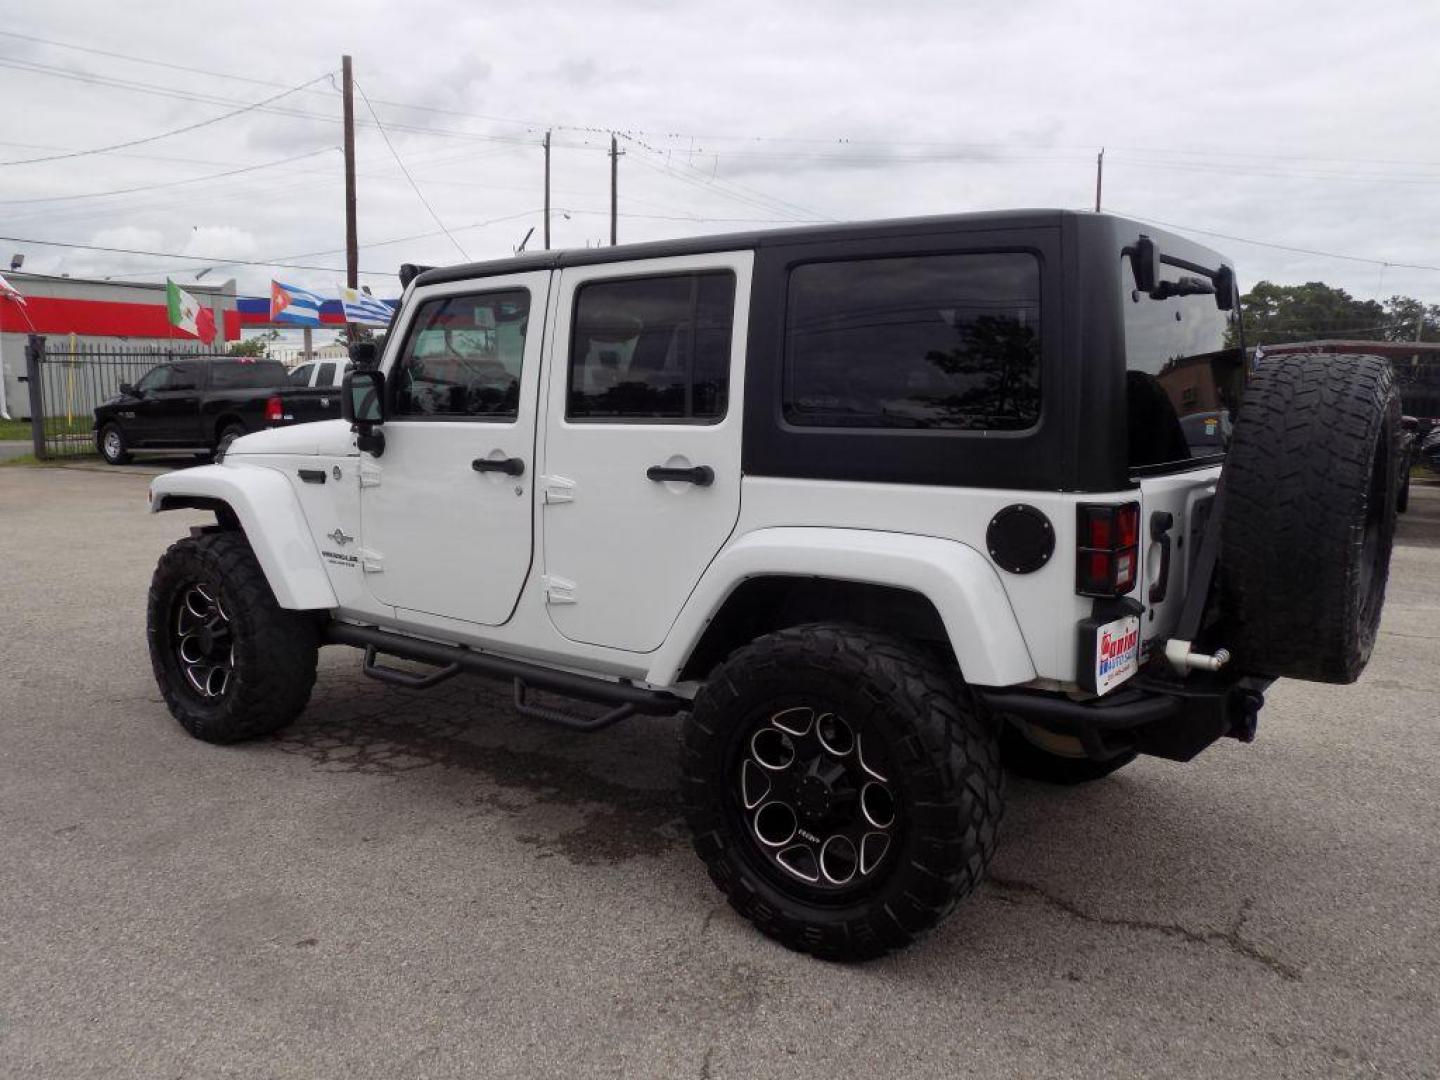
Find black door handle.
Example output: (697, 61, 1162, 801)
(647, 464, 714, 487)
(472, 456, 525, 476)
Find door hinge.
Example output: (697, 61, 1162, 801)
(357, 548, 384, 573)
(542, 574, 577, 605)
(359, 462, 382, 488)
(541, 474, 576, 505)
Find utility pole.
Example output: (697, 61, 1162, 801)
(609, 133, 619, 246)
(1094, 147, 1104, 213)
(543, 130, 552, 250)
(341, 55, 358, 343)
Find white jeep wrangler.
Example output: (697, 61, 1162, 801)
(146, 211, 1401, 959)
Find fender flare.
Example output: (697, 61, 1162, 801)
(148, 464, 337, 611)
(647, 527, 1037, 688)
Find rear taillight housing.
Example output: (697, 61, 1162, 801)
(264, 395, 283, 424)
(1076, 502, 1140, 597)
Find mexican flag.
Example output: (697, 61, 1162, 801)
(166, 278, 216, 344)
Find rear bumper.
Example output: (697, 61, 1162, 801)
(977, 671, 1273, 763)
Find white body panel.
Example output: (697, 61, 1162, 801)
(646, 526, 1036, 688)
(539, 251, 753, 652)
(358, 269, 551, 627)
(149, 464, 337, 611)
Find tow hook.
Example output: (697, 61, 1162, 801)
(1164, 639, 1231, 675)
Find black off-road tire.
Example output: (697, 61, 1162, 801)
(147, 531, 318, 743)
(998, 722, 1136, 785)
(680, 624, 1004, 961)
(1221, 353, 1400, 683)
(216, 422, 246, 456)
(98, 423, 131, 465)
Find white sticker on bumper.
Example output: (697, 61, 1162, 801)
(1095, 615, 1140, 695)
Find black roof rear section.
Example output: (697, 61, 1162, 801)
(411, 209, 1078, 288)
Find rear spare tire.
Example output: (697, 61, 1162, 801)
(1221, 353, 1400, 683)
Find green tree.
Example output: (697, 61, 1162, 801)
(1234, 281, 1440, 348)
(227, 329, 281, 358)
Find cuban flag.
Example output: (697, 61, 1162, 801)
(339, 285, 397, 327)
(270, 280, 325, 327)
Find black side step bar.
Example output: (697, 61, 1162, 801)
(326, 621, 685, 729)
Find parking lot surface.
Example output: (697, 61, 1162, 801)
(1, 466, 1438, 1079)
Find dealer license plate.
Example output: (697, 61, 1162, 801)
(1094, 615, 1140, 695)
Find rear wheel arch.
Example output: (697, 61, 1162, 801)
(679, 577, 957, 683)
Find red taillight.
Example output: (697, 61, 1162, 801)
(265, 395, 283, 423)
(1076, 502, 1141, 597)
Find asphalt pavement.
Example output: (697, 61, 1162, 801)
(1, 467, 1438, 1079)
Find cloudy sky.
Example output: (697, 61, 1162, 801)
(2, 0, 1437, 331)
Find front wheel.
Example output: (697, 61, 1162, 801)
(681, 624, 1004, 960)
(98, 423, 131, 465)
(147, 531, 318, 743)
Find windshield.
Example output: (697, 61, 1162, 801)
(1123, 257, 1244, 470)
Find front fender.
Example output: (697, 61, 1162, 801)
(149, 464, 337, 611)
(648, 527, 1037, 689)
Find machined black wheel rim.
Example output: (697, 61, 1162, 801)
(733, 705, 899, 896)
(172, 584, 234, 700)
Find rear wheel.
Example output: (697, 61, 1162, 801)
(1221, 353, 1400, 683)
(216, 423, 246, 456)
(681, 624, 1003, 960)
(98, 423, 131, 465)
(147, 531, 317, 743)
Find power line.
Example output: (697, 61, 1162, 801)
(1114, 211, 1440, 273)
(0, 146, 337, 204)
(0, 233, 394, 277)
(0, 71, 334, 167)
(353, 80, 469, 261)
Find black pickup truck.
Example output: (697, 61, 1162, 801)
(94, 357, 341, 465)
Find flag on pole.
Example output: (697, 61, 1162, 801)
(0, 272, 26, 305)
(166, 278, 216, 344)
(270, 280, 325, 327)
(338, 285, 395, 327)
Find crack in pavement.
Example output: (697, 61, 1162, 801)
(987, 876, 1301, 982)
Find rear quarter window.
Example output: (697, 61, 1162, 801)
(782, 252, 1041, 430)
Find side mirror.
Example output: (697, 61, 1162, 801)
(342, 368, 386, 457)
(349, 340, 378, 368)
(118, 382, 136, 397)
(1126, 235, 1161, 296)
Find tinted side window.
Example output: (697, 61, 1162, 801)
(168, 362, 201, 391)
(393, 290, 530, 419)
(211, 360, 287, 389)
(316, 362, 337, 386)
(135, 365, 172, 392)
(568, 272, 735, 422)
(783, 253, 1041, 430)
(289, 363, 314, 386)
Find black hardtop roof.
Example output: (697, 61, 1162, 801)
(411, 208, 1158, 289)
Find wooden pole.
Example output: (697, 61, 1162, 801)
(609, 134, 618, 246)
(543, 130, 552, 251)
(342, 55, 358, 343)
